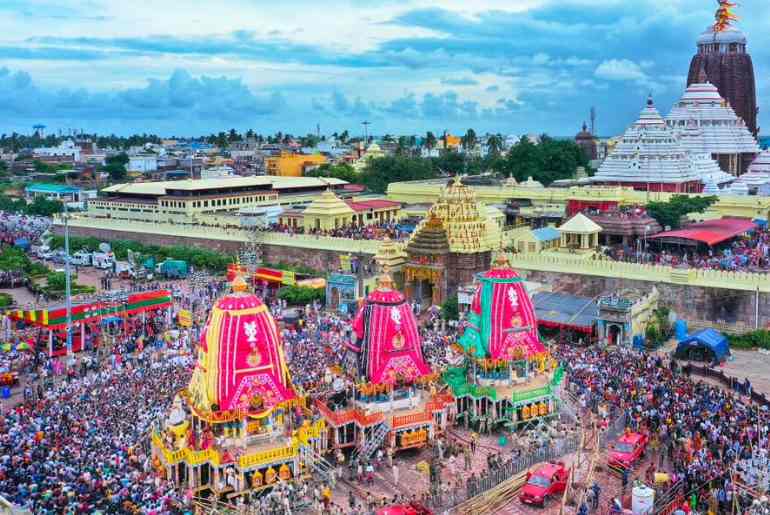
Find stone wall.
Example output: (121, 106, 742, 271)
(55, 225, 348, 272)
(521, 269, 769, 330)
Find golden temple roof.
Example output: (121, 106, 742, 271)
(374, 236, 408, 270)
(303, 188, 355, 217)
(424, 178, 500, 254)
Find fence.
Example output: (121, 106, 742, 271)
(507, 252, 770, 293)
(426, 433, 581, 511)
(685, 364, 770, 408)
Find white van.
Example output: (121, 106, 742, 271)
(92, 252, 115, 270)
(71, 251, 92, 267)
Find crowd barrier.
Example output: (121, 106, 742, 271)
(684, 363, 770, 408)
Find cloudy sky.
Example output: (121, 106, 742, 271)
(0, 0, 768, 137)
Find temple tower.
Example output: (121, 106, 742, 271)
(687, 3, 758, 137)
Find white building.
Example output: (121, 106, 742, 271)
(665, 81, 759, 175)
(128, 155, 158, 173)
(33, 140, 81, 161)
(200, 166, 235, 179)
(592, 96, 728, 193)
(735, 150, 770, 191)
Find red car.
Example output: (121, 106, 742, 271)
(376, 503, 433, 515)
(519, 462, 569, 506)
(608, 432, 648, 469)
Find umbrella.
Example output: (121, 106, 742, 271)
(16, 342, 31, 351)
(0, 343, 11, 352)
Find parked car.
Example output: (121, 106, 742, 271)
(608, 431, 648, 469)
(519, 462, 569, 506)
(71, 251, 93, 267)
(37, 245, 54, 260)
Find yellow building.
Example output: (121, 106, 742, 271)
(301, 190, 356, 230)
(441, 134, 462, 150)
(557, 213, 602, 254)
(287, 190, 402, 231)
(265, 151, 327, 177)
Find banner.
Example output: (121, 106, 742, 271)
(178, 309, 193, 328)
(281, 271, 296, 286)
(339, 254, 352, 273)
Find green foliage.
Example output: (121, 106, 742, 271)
(50, 235, 233, 273)
(306, 163, 359, 184)
(361, 156, 438, 193)
(0, 193, 63, 216)
(106, 152, 129, 167)
(728, 330, 770, 350)
(646, 195, 719, 230)
(0, 247, 30, 272)
(0, 292, 13, 308)
(32, 160, 56, 175)
(45, 271, 69, 291)
(441, 295, 459, 321)
(25, 196, 63, 216)
(102, 153, 128, 181)
(499, 136, 588, 185)
(41, 271, 95, 298)
(277, 285, 325, 305)
(645, 307, 672, 347)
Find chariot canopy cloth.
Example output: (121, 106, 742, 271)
(648, 218, 756, 246)
(459, 264, 545, 359)
(188, 289, 295, 413)
(352, 283, 431, 384)
(7, 289, 171, 329)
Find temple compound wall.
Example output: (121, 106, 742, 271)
(522, 269, 769, 332)
(56, 225, 348, 271)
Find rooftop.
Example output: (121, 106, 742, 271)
(102, 176, 347, 196)
(649, 217, 756, 246)
(593, 95, 722, 185)
(26, 183, 80, 194)
(666, 82, 759, 156)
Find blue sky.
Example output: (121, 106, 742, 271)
(1, 0, 768, 137)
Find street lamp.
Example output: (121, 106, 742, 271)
(63, 201, 73, 356)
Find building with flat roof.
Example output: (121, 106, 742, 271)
(25, 183, 81, 202)
(86, 176, 347, 224)
(265, 151, 327, 177)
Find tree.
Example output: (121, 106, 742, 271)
(33, 160, 61, 175)
(105, 152, 129, 167)
(486, 134, 504, 158)
(26, 196, 63, 216)
(501, 136, 588, 185)
(306, 163, 359, 184)
(505, 137, 542, 180)
(461, 129, 478, 151)
(646, 195, 718, 230)
(425, 131, 437, 150)
(361, 156, 437, 193)
(278, 285, 325, 305)
(441, 296, 459, 321)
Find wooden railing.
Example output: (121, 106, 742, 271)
(392, 411, 432, 429)
(238, 444, 298, 469)
(314, 399, 384, 427)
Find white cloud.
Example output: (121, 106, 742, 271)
(594, 59, 648, 81)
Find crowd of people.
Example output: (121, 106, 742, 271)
(603, 226, 770, 273)
(266, 221, 411, 241)
(0, 350, 193, 513)
(560, 345, 769, 513)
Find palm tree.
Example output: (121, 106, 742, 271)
(461, 128, 478, 151)
(487, 133, 504, 157)
(425, 131, 437, 150)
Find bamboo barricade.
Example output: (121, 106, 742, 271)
(453, 471, 529, 514)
